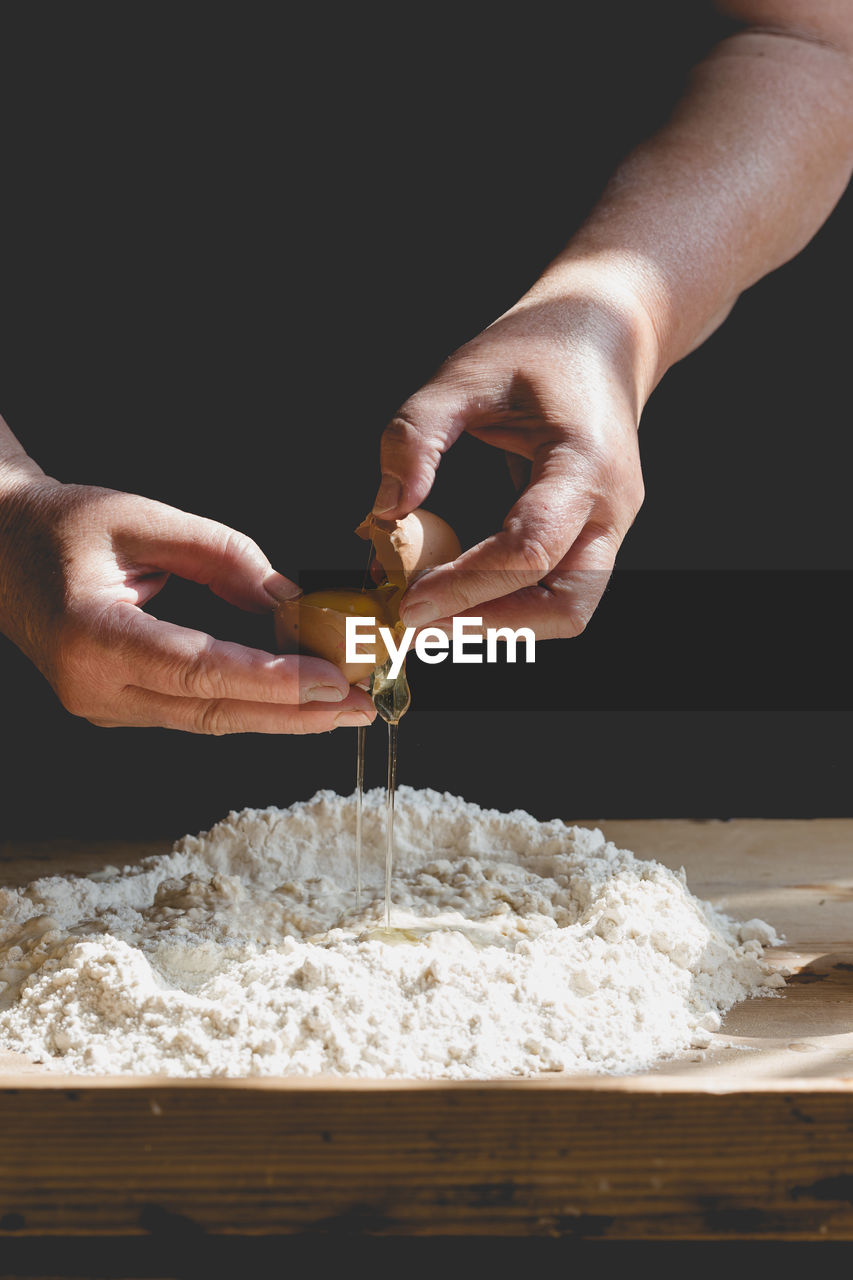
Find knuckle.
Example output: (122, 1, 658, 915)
(562, 614, 588, 639)
(563, 427, 644, 512)
(595, 469, 645, 533)
(191, 514, 261, 572)
(219, 524, 261, 569)
(550, 597, 589, 639)
(582, 520, 623, 556)
(565, 603, 595, 637)
(609, 461, 645, 522)
(177, 648, 226, 700)
(382, 414, 420, 449)
(545, 576, 608, 639)
(513, 534, 553, 580)
(197, 699, 234, 736)
(382, 410, 444, 470)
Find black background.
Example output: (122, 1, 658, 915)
(0, 3, 850, 839)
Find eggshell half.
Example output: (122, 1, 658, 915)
(355, 508, 461, 589)
(274, 589, 394, 684)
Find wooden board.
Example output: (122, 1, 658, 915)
(1, 818, 853, 1241)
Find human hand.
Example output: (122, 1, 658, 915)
(0, 476, 375, 733)
(372, 275, 653, 639)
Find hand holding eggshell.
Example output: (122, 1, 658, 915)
(370, 296, 646, 642)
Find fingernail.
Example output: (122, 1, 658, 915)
(400, 601, 438, 628)
(373, 475, 401, 514)
(305, 684, 347, 703)
(265, 572, 301, 603)
(335, 710, 373, 727)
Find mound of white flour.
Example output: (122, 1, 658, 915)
(0, 788, 783, 1078)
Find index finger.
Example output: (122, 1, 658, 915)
(410, 526, 619, 642)
(105, 603, 352, 704)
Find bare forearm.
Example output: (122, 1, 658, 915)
(525, 8, 853, 398)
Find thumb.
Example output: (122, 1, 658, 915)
(122, 502, 298, 614)
(372, 387, 466, 518)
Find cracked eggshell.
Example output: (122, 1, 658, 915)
(355, 508, 461, 589)
(274, 588, 395, 685)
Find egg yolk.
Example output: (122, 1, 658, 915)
(300, 583, 404, 625)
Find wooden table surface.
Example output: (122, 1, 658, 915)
(1, 817, 852, 1242)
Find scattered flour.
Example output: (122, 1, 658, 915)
(0, 787, 784, 1079)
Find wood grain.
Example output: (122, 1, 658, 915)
(1, 819, 852, 1240)
(2, 1083, 853, 1239)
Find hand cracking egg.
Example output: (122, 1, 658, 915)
(274, 508, 460, 683)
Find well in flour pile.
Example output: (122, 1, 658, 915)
(0, 787, 784, 1078)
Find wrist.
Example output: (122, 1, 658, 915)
(0, 419, 53, 503)
(0, 462, 63, 651)
(0, 456, 51, 501)
(0, 463, 62, 541)
(508, 252, 668, 410)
